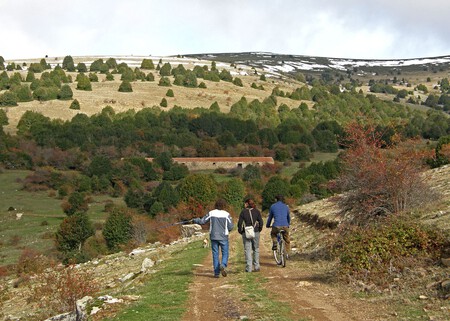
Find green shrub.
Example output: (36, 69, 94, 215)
(118, 80, 133, 92)
(160, 97, 168, 107)
(57, 84, 73, 100)
(0, 91, 18, 106)
(332, 217, 447, 286)
(141, 58, 155, 69)
(158, 76, 171, 87)
(166, 89, 174, 97)
(102, 206, 133, 251)
(69, 99, 80, 110)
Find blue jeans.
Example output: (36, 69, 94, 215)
(211, 239, 229, 276)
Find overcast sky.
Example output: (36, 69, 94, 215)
(1, 0, 450, 60)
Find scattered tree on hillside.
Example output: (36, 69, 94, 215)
(118, 80, 133, 92)
(62, 55, 75, 71)
(57, 84, 73, 100)
(140, 58, 155, 70)
(69, 99, 80, 110)
(55, 212, 94, 262)
(102, 206, 133, 251)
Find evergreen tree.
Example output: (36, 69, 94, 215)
(159, 62, 172, 76)
(160, 97, 168, 107)
(70, 99, 80, 110)
(62, 55, 75, 71)
(77, 62, 88, 72)
(58, 84, 73, 100)
(55, 212, 94, 261)
(233, 77, 243, 87)
(25, 71, 35, 82)
(118, 80, 133, 92)
(261, 176, 290, 210)
(102, 207, 133, 250)
(76, 74, 92, 91)
(0, 91, 18, 106)
(158, 77, 171, 87)
(13, 84, 33, 102)
(140, 58, 155, 69)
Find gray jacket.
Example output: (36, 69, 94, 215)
(193, 209, 234, 241)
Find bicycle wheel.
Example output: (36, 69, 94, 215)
(280, 240, 286, 268)
(273, 235, 282, 265)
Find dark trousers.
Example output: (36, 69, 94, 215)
(270, 226, 290, 252)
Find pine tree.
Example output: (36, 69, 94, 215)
(118, 80, 133, 92)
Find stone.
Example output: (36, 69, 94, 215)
(119, 272, 135, 282)
(180, 224, 202, 238)
(140, 257, 155, 273)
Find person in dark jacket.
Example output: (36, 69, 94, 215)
(193, 198, 234, 278)
(238, 198, 263, 272)
(266, 194, 290, 253)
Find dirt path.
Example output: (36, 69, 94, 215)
(182, 230, 391, 321)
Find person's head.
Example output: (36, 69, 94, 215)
(245, 198, 256, 209)
(215, 198, 227, 210)
(275, 194, 284, 202)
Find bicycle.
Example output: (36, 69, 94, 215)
(273, 229, 287, 267)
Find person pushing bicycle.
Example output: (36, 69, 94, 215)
(266, 194, 291, 254)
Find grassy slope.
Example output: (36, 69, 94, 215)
(0, 170, 124, 266)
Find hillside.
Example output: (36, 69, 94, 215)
(2, 52, 449, 134)
(1, 165, 449, 320)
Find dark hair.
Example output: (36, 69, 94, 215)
(245, 198, 256, 208)
(215, 198, 227, 210)
(275, 194, 284, 202)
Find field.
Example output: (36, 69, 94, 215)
(0, 170, 124, 266)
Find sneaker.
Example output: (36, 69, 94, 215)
(272, 244, 277, 251)
(254, 268, 260, 272)
(214, 274, 220, 278)
(220, 266, 227, 277)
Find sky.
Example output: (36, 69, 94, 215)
(1, 0, 450, 61)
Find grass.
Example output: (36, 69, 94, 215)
(0, 170, 123, 266)
(110, 240, 208, 321)
(233, 240, 311, 321)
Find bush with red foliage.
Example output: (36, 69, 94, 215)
(336, 122, 435, 225)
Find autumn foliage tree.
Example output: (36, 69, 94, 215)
(336, 122, 434, 225)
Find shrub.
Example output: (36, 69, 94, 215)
(233, 77, 243, 87)
(28, 265, 99, 317)
(118, 80, 133, 92)
(16, 248, 53, 276)
(102, 206, 133, 251)
(261, 176, 290, 210)
(62, 191, 88, 215)
(55, 213, 94, 262)
(141, 58, 155, 69)
(158, 76, 171, 86)
(178, 174, 218, 207)
(69, 99, 80, 110)
(0, 91, 18, 106)
(76, 75, 92, 91)
(166, 89, 174, 97)
(336, 123, 434, 225)
(57, 84, 73, 100)
(160, 97, 168, 107)
(332, 216, 447, 286)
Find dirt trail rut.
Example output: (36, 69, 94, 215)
(182, 230, 387, 321)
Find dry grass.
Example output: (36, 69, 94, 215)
(2, 55, 313, 134)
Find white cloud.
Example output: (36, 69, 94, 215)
(1, 0, 449, 60)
